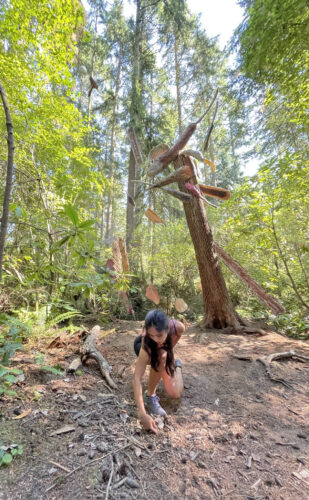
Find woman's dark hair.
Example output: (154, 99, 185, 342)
(143, 309, 175, 377)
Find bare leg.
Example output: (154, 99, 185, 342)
(147, 367, 163, 396)
(148, 351, 183, 399)
(162, 365, 183, 399)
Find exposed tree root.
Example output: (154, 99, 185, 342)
(200, 313, 241, 330)
(256, 350, 309, 389)
(80, 325, 117, 389)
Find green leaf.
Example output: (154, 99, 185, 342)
(9, 368, 23, 375)
(4, 389, 17, 396)
(64, 205, 79, 226)
(4, 374, 16, 384)
(0, 366, 8, 377)
(78, 220, 95, 229)
(1, 453, 13, 465)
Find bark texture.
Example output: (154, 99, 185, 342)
(0, 83, 15, 282)
(174, 155, 240, 328)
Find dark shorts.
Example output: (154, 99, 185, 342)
(134, 335, 142, 356)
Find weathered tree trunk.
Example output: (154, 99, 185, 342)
(105, 53, 122, 242)
(175, 155, 240, 328)
(126, 149, 136, 250)
(0, 83, 14, 283)
(126, 0, 143, 251)
(174, 35, 183, 136)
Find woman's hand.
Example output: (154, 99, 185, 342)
(139, 413, 158, 434)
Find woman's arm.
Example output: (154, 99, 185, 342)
(172, 319, 185, 346)
(133, 348, 158, 433)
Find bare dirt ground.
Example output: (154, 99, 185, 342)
(0, 320, 309, 500)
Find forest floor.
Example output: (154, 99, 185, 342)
(0, 319, 309, 500)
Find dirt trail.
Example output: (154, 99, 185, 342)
(0, 320, 309, 500)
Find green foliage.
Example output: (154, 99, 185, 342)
(46, 311, 82, 329)
(237, 0, 309, 127)
(216, 151, 309, 324)
(0, 365, 23, 396)
(34, 353, 64, 376)
(0, 315, 30, 365)
(0, 443, 23, 467)
(272, 313, 309, 340)
(0, 315, 27, 395)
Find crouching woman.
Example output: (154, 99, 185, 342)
(133, 309, 185, 433)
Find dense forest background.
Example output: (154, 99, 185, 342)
(0, 0, 308, 353)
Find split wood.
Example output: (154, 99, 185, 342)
(80, 325, 117, 389)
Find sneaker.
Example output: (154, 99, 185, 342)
(175, 358, 182, 369)
(144, 393, 167, 417)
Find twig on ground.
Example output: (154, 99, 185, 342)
(105, 456, 114, 500)
(49, 460, 72, 473)
(45, 443, 132, 493)
(112, 477, 127, 490)
(275, 442, 300, 450)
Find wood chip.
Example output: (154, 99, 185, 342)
(251, 478, 262, 489)
(134, 446, 142, 457)
(50, 424, 75, 436)
(12, 409, 31, 420)
(144, 208, 165, 224)
(174, 298, 188, 313)
(145, 284, 160, 304)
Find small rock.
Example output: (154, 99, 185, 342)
(198, 461, 207, 469)
(78, 420, 89, 428)
(77, 448, 87, 456)
(126, 477, 139, 489)
(97, 442, 108, 453)
(75, 432, 84, 442)
(88, 449, 95, 459)
(48, 468, 57, 475)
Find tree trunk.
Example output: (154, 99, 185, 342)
(105, 53, 122, 242)
(0, 83, 15, 283)
(126, 0, 143, 251)
(174, 35, 183, 136)
(126, 149, 135, 250)
(174, 155, 240, 328)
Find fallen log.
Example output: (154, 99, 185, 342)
(80, 325, 117, 389)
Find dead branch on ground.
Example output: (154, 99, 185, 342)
(80, 325, 117, 389)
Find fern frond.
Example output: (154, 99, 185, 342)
(47, 311, 82, 328)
